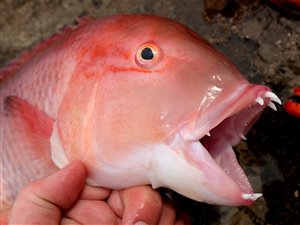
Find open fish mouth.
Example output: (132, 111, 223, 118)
(150, 84, 281, 205)
(183, 85, 281, 203)
(202, 90, 280, 189)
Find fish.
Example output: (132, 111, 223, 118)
(0, 14, 281, 218)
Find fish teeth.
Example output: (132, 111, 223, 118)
(255, 97, 264, 106)
(206, 132, 211, 137)
(264, 91, 282, 105)
(268, 102, 277, 111)
(240, 134, 247, 140)
(242, 193, 263, 201)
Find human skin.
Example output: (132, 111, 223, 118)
(8, 161, 188, 224)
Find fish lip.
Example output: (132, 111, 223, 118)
(175, 84, 281, 201)
(179, 84, 276, 142)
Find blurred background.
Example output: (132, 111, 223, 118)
(1, 0, 299, 224)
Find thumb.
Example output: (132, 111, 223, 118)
(9, 161, 86, 224)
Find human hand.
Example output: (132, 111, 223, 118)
(9, 161, 189, 224)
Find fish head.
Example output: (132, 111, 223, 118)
(52, 15, 281, 206)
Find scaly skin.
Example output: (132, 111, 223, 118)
(0, 15, 282, 218)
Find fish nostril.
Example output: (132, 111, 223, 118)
(176, 50, 192, 62)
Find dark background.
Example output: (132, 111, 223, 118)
(1, 1, 299, 224)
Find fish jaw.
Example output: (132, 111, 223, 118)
(148, 142, 252, 205)
(147, 84, 281, 206)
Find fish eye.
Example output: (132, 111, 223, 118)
(136, 43, 161, 69)
(141, 47, 155, 60)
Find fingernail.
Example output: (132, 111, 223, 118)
(134, 222, 149, 225)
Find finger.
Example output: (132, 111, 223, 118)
(79, 185, 111, 200)
(107, 190, 124, 218)
(61, 217, 81, 225)
(64, 199, 121, 224)
(175, 217, 191, 225)
(9, 161, 86, 224)
(120, 186, 163, 225)
(175, 210, 192, 225)
(158, 198, 176, 225)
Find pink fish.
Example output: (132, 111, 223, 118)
(0, 14, 281, 217)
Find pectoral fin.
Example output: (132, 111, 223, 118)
(1, 96, 58, 214)
(4, 96, 54, 139)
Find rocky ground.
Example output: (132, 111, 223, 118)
(1, 0, 299, 225)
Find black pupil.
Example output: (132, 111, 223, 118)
(141, 47, 154, 60)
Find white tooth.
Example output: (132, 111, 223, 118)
(268, 102, 277, 111)
(206, 132, 211, 137)
(240, 134, 247, 140)
(264, 91, 282, 105)
(242, 193, 263, 201)
(255, 97, 264, 106)
(164, 190, 173, 200)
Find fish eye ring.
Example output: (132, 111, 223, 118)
(136, 43, 161, 69)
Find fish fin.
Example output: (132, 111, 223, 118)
(4, 96, 54, 139)
(1, 96, 58, 213)
(0, 16, 92, 82)
(0, 27, 70, 81)
(76, 15, 93, 26)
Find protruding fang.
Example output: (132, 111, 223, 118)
(240, 134, 247, 140)
(242, 193, 263, 201)
(206, 132, 211, 137)
(264, 91, 282, 105)
(255, 97, 264, 106)
(268, 102, 277, 111)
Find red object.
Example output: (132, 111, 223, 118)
(284, 86, 300, 118)
(268, 0, 300, 17)
(269, 0, 300, 8)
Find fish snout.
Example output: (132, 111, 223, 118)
(147, 84, 281, 205)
